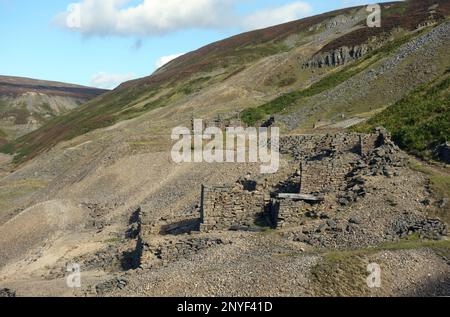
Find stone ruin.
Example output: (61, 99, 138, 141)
(191, 112, 244, 131)
(198, 128, 400, 231)
(112, 128, 446, 283)
(199, 184, 267, 232)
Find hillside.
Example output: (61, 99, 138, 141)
(352, 69, 450, 160)
(242, 0, 450, 127)
(3, 4, 371, 162)
(0, 76, 108, 142)
(4, 0, 450, 164)
(0, 0, 449, 297)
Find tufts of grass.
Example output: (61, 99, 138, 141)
(9, 87, 168, 164)
(409, 161, 450, 224)
(178, 77, 212, 95)
(310, 238, 450, 296)
(310, 252, 368, 296)
(104, 237, 126, 244)
(0, 142, 15, 154)
(0, 128, 10, 148)
(0, 179, 48, 205)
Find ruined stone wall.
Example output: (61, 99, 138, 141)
(279, 134, 328, 160)
(300, 154, 357, 194)
(360, 134, 379, 157)
(295, 133, 361, 156)
(139, 236, 229, 269)
(280, 132, 390, 162)
(330, 133, 362, 154)
(200, 185, 266, 232)
(269, 198, 307, 228)
(280, 133, 364, 160)
(192, 114, 245, 131)
(198, 129, 393, 232)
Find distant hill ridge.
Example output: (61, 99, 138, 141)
(0, 75, 108, 142)
(0, 75, 108, 99)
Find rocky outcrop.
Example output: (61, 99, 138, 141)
(303, 44, 369, 68)
(95, 278, 129, 295)
(0, 288, 16, 297)
(434, 142, 450, 163)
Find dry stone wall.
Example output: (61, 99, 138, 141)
(191, 113, 244, 131)
(360, 133, 380, 157)
(200, 129, 393, 231)
(269, 198, 307, 229)
(280, 132, 366, 161)
(300, 153, 358, 194)
(139, 236, 230, 269)
(200, 185, 266, 232)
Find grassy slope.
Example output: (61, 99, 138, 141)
(352, 70, 450, 159)
(0, 75, 108, 99)
(0, 77, 108, 147)
(240, 0, 450, 126)
(1, 86, 165, 162)
(3, 1, 448, 163)
(409, 160, 450, 224)
(240, 27, 427, 126)
(0, 128, 8, 147)
(0, 6, 363, 164)
(4, 44, 286, 164)
(317, 0, 450, 53)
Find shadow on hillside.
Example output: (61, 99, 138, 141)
(159, 218, 201, 236)
(404, 274, 450, 297)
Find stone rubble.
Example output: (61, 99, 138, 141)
(389, 213, 448, 240)
(104, 128, 448, 279)
(0, 288, 16, 297)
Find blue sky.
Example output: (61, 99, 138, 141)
(0, 0, 393, 89)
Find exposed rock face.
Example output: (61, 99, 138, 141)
(307, 10, 368, 41)
(303, 44, 369, 68)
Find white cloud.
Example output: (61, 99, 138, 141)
(242, 2, 313, 30)
(155, 53, 185, 69)
(55, 0, 235, 37)
(90, 72, 136, 89)
(54, 0, 314, 36)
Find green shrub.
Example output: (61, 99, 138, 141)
(353, 74, 450, 159)
(0, 143, 15, 154)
